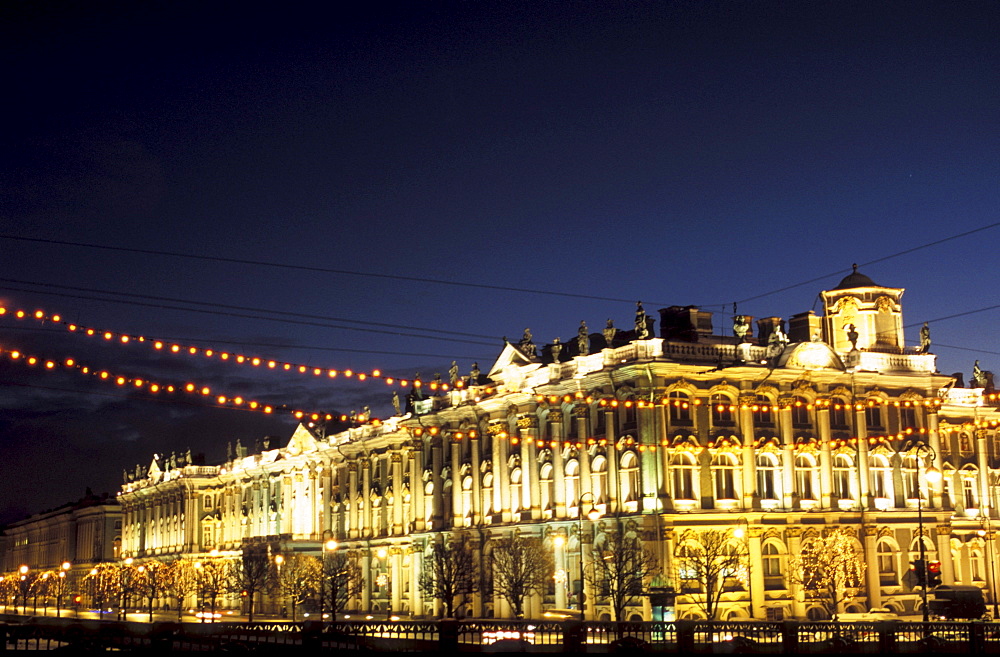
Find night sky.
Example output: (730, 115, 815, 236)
(2, 1, 999, 525)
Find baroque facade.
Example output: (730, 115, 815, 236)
(116, 270, 1000, 621)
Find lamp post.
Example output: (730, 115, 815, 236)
(56, 562, 70, 618)
(376, 547, 393, 619)
(273, 554, 284, 618)
(323, 539, 338, 621)
(979, 516, 1000, 619)
(915, 443, 941, 623)
(734, 518, 753, 619)
(578, 492, 603, 621)
(19, 565, 29, 615)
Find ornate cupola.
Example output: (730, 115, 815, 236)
(820, 265, 905, 354)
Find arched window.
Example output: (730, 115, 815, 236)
(711, 393, 734, 426)
(762, 542, 784, 589)
(591, 456, 608, 504)
(620, 451, 640, 504)
(877, 541, 898, 584)
(791, 397, 810, 428)
(962, 466, 980, 510)
(899, 404, 918, 431)
(865, 403, 884, 430)
(669, 391, 692, 424)
(902, 454, 920, 500)
(510, 468, 522, 513)
(481, 472, 494, 517)
(870, 454, 893, 501)
(795, 453, 819, 501)
(832, 453, 855, 501)
(462, 475, 474, 523)
(671, 452, 697, 501)
(752, 395, 774, 427)
(539, 463, 555, 514)
(712, 452, 738, 501)
(621, 401, 637, 431)
(910, 534, 936, 564)
(565, 459, 580, 509)
(756, 452, 781, 501)
(971, 544, 986, 582)
(829, 397, 849, 428)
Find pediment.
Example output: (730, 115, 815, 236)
(286, 423, 319, 456)
(147, 457, 163, 483)
(487, 341, 540, 380)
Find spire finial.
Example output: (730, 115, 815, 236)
(852, 263, 858, 273)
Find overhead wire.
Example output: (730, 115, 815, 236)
(0, 234, 665, 305)
(725, 221, 1000, 306)
(0, 277, 499, 343)
(0, 283, 498, 346)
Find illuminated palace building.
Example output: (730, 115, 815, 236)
(116, 270, 1000, 621)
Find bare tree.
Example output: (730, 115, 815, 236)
(135, 560, 170, 622)
(322, 551, 364, 621)
(587, 530, 660, 621)
(673, 529, 748, 620)
(274, 554, 321, 621)
(788, 528, 866, 620)
(229, 548, 272, 622)
(195, 557, 231, 621)
(489, 534, 553, 618)
(84, 563, 120, 618)
(418, 532, 479, 618)
(165, 559, 200, 621)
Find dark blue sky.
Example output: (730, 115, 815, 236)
(1, 1, 998, 523)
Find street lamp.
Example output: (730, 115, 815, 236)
(376, 547, 393, 620)
(553, 534, 568, 608)
(734, 518, 753, 619)
(273, 554, 284, 618)
(56, 562, 71, 618)
(323, 539, 339, 621)
(978, 516, 1000, 619)
(19, 565, 29, 615)
(915, 443, 941, 623)
(578, 492, 603, 621)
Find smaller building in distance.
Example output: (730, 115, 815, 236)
(0, 490, 122, 580)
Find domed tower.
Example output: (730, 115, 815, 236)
(820, 265, 905, 354)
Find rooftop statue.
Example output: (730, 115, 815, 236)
(577, 321, 589, 356)
(603, 318, 617, 347)
(846, 323, 859, 351)
(767, 324, 788, 360)
(635, 302, 649, 339)
(973, 360, 987, 388)
(449, 360, 459, 386)
(518, 328, 537, 358)
(920, 322, 931, 353)
(733, 314, 750, 342)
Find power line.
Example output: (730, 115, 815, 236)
(0, 234, 662, 305)
(727, 221, 1000, 306)
(0, 284, 499, 347)
(0, 277, 497, 340)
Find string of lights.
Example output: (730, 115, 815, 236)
(0, 305, 468, 391)
(0, 340, 378, 424)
